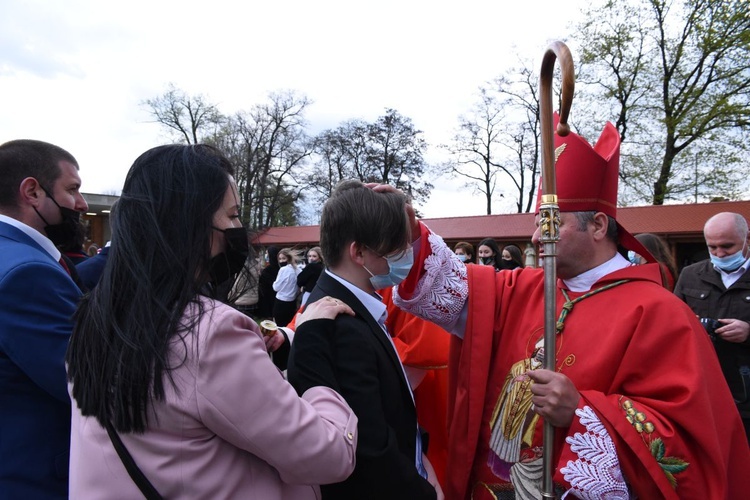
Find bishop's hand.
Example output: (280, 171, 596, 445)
(525, 368, 581, 428)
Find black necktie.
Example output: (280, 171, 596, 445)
(58, 254, 88, 293)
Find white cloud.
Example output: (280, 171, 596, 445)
(0, 0, 586, 217)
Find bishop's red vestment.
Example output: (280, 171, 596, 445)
(395, 223, 750, 499)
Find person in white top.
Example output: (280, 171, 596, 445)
(273, 248, 302, 328)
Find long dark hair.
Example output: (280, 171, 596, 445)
(66, 144, 235, 432)
(502, 244, 525, 269)
(478, 238, 503, 271)
(635, 233, 678, 285)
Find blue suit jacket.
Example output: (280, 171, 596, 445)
(0, 221, 81, 499)
(75, 245, 109, 290)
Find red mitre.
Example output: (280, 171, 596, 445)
(536, 113, 655, 263)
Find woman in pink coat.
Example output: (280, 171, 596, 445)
(66, 144, 357, 499)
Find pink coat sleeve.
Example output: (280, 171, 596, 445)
(194, 305, 358, 485)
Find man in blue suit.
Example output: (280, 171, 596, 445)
(0, 139, 88, 498)
(76, 243, 110, 290)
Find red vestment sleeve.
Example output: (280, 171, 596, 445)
(397, 222, 432, 301)
(446, 264, 498, 500)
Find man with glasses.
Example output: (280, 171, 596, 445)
(287, 180, 442, 499)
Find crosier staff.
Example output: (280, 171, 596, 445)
(538, 40, 574, 499)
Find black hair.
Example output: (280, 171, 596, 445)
(0, 139, 78, 209)
(502, 244, 525, 269)
(635, 233, 678, 283)
(266, 246, 280, 271)
(67, 144, 238, 432)
(478, 238, 503, 270)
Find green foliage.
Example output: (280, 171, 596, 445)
(649, 438, 689, 488)
(575, 0, 750, 205)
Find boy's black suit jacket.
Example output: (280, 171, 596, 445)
(287, 271, 436, 500)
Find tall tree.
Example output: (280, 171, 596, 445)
(307, 109, 433, 217)
(442, 61, 542, 214)
(306, 120, 370, 204)
(365, 109, 433, 203)
(142, 83, 224, 144)
(143, 86, 309, 229)
(215, 90, 312, 229)
(575, 0, 750, 205)
(442, 88, 504, 215)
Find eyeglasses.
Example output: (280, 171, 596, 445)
(367, 245, 412, 261)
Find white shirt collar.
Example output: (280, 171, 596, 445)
(713, 256, 750, 288)
(325, 269, 387, 325)
(0, 214, 61, 260)
(712, 256, 750, 276)
(563, 253, 630, 292)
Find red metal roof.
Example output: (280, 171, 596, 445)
(616, 201, 750, 236)
(251, 225, 322, 246)
(255, 200, 750, 246)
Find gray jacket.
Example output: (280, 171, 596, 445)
(675, 259, 750, 415)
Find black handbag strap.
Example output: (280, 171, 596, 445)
(105, 422, 163, 500)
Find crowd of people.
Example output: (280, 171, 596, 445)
(1, 123, 749, 499)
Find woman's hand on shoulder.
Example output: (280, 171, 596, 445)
(297, 297, 355, 327)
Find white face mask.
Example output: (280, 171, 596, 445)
(364, 247, 414, 290)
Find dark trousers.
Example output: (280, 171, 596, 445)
(273, 299, 297, 329)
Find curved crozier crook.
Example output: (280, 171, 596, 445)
(539, 41, 575, 196)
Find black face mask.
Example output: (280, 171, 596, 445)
(34, 188, 82, 247)
(499, 258, 517, 270)
(480, 256, 494, 265)
(278, 261, 288, 267)
(208, 226, 249, 286)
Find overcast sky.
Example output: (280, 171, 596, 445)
(1, 0, 587, 219)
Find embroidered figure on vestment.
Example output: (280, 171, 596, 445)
(486, 340, 545, 496)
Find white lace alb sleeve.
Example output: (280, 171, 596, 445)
(393, 230, 468, 332)
(560, 406, 630, 500)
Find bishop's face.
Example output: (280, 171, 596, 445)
(532, 212, 597, 280)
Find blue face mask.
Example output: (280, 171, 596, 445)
(456, 254, 468, 263)
(710, 244, 748, 272)
(627, 251, 639, 265)
(365, 247, 414, 290)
